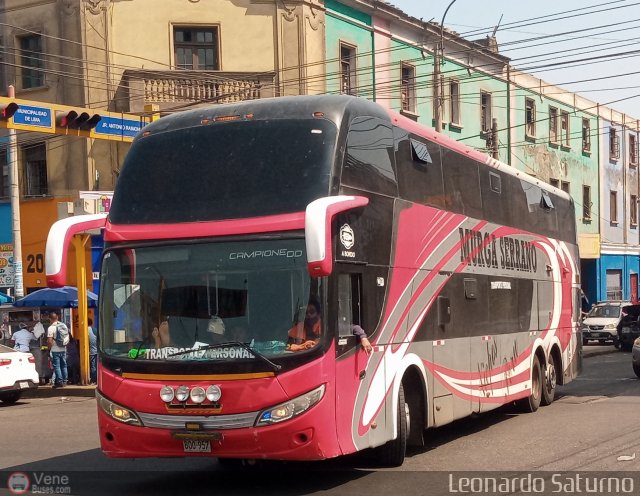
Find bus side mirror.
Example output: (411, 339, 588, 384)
(305, 196, 369, 277)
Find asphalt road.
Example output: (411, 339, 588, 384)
(1, 344, 637, 496)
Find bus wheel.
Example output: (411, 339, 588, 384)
(517, 355, 542, 413)
(375, 383, 407, 467)
(541, 352, 557, 406)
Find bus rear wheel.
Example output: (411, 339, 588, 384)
(375, 383, 407, 467)
(541, 352, 557, 406)
(517, 355, 542, 413)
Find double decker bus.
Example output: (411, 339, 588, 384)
(46, 95, 581, 466)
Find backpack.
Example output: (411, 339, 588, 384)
(54, 322, 70, 347)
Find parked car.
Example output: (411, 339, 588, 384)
(632, 337, 640, 378)
(581, 300, 631, 346)
(0, 343, 38, 404)
(616, 304, 640, 351)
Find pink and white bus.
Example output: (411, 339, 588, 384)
(46, 95, 581, 466)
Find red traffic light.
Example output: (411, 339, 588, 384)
(0, 102, 19, 120)
(56, 110, 101, 130)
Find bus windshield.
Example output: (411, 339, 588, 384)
(99, 238, 322, 362)
(108, 119, 337, 224)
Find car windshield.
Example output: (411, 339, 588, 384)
(587, 305, 621, 318)
(99, 238, 323, 362)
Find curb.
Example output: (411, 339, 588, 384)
(22, 384, 96, 399)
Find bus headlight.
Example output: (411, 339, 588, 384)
(160, 386, 175, 403)
(256, 384, 325, 426)
(175, 385, 190, 402)
(190, 386, 206, 404)
(96, 391, 142, 426)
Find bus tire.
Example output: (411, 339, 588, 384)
(376, 383, 407, 467)
(541, 352, 557, 406)
(517, 355, 542, 413)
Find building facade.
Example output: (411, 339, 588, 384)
(0, 0, 639, 302)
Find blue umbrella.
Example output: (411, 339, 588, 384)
(0, 291, 13, 304)
(13, 286, 98, 308)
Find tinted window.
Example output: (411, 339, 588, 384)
(441, 148, 483, 218)
(480, 169, 510, 226)
(512, 181, 558, 236)
(342, 116, 397, 196)
(394, 127, 445, 207)
(109, 119, 336, 224)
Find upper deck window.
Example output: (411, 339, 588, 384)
(342, 116, 397, 196)
(109, 119, 336, 224)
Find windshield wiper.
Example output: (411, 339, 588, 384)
(167, 341, 282, 372)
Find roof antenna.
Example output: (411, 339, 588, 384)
(491, 14, 503, 37)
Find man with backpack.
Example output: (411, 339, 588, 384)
(47, 312, 70, 388)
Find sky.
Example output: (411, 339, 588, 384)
(390, 0, 640, 118)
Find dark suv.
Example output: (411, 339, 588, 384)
(616, 304, 640, 351)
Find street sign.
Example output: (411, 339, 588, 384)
(94, 116, 144, 139)
(12, 104, 54, 132)
(0, 96, 148, 142)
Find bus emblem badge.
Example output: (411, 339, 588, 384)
(340, 224, 355, 249)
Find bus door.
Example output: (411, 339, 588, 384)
(334, 266, 389, 450)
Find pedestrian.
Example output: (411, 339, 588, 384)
(11, 323, 36, 352)
(88, 318, 97, 384)
(47, 312, 70, 388)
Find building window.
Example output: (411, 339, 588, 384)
(631, 195, 638, 227)
(610, 190, 618, 224)
(549, 107, 558, 143)
(401, 64, 416, 113)
(582, 185, 591, 220)
(23, 143, 47, 196)
(606, 269, 623, 300)
(561, 181, 570, 194)
(18, 34, 44, 89)
(481, 91, 492, 134)
(630, 134, 638, 166)
(582, 118, 591, 152)
(174, 27, 219, 70)
(450, 80, 460, 125)
(610, 127, 620, 160)
(550, 178, 559, 188)
(560, 111, 570, 147)
(340, 43, 357, 96)
(525, 98, 536, 137)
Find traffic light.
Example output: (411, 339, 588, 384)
(0, 102, 18, 120)
(56, 110, 101, 130)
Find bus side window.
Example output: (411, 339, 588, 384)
(393, 127, 445, 207)
(343, 117, 398, 197)
(338, 273, 362, 338)
(441, 149, 483, 219)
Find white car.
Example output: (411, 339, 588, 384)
(581, 301, 631, 346)
(0, 343, 39, 404)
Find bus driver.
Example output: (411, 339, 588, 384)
(286, 300, 373, 354)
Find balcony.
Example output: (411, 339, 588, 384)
(120, 70, 277, 113)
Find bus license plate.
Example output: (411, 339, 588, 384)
(183, 440, 211, 453)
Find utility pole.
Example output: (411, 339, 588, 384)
(434, 0, 458, 133)
(8, 85, 23, 298)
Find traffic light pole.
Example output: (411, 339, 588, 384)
(7, 86, 23, 298)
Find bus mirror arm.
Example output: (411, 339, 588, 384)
(305, 196, 369, 277)
(45, 214, 108, 287)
